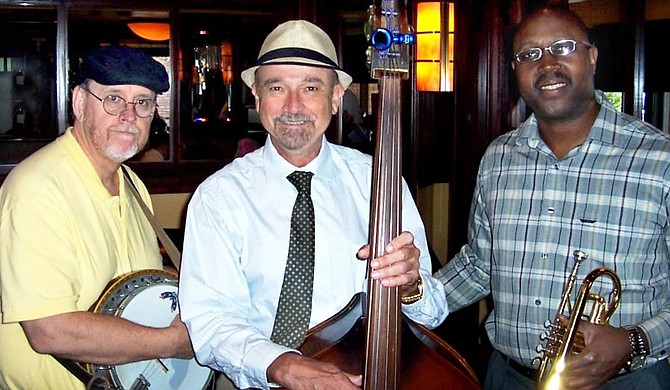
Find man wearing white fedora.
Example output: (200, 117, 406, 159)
(179, 20, 448, 389)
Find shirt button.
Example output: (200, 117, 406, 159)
(535, 299, 542, 306)
(548, 207, 555, 214)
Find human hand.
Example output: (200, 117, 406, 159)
(168, 314, 195, 359)
(268, 352, 362, 389)
(559, 316, 630, 389)
(356, 231, 421, 293)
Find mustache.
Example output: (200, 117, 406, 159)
(534, 70, 571, 89)
(110, 125, 141, 135)
(273, 112, 314, 125)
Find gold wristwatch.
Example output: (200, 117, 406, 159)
(401, 277, 423, 305)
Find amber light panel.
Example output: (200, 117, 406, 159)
(417, 33, 441, 61)
(415, 2, 454, 92)
(417, 62, 440, 91)
(127, 22, 170, 41)
(417, 2, 441, 31)
(416, 2, 441, 91)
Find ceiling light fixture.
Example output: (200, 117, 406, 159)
(127, 22, 170, 41)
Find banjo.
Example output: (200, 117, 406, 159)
(87, 269, 213, 390)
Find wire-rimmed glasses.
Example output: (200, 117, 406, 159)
(83, 88, 156, 118)
(513, 39, 592, 64)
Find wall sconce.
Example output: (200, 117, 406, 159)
(415, 2, 454, 92)
(127, 22, 170, 41)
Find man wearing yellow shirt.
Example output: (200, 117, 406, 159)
(0, 46, 194, 389)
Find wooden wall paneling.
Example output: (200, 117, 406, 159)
(57, 3, 68, 136)
(434, 0, 513, 380)
(449, 0, 510, 260)
(170, 6, 181, 163)
(622, 0, 645, 118)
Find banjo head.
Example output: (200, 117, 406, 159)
(90, 269, 212, 390)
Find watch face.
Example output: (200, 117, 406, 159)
(630, 355, 646, 370)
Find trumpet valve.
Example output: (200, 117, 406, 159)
(538, 325, 565, 359)
(544, 321, 564, 339)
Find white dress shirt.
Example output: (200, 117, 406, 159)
(179, 136, 448, 389)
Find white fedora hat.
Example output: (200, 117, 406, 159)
(241, 20, 353, 90)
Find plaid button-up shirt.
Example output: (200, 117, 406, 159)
(436, 90, 670, 369)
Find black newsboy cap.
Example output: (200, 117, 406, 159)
(75, 46, 169, 94)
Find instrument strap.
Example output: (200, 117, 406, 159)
(121, 166, 182, 271)
(54, 357, 110, 390)
(52, 168, 184, 387)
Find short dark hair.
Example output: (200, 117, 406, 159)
(514, 6, 591, 44)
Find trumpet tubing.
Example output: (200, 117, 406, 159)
(532, 251, 622, 390)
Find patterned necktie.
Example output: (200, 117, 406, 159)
(270, 171, 316, 348)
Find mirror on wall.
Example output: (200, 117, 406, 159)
(180, 17, 238, 160)
(178, 11, 274, 161)
(0, 6, 58, 165)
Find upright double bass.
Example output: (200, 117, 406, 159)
(296, 1, 481, 389)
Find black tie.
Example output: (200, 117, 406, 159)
(270, 171, 315, 348)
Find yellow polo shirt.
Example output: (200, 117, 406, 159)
(0, 128, 162, 389)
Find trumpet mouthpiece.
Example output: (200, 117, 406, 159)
(573, 250, 588, 262)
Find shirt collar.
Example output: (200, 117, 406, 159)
(261, 134, 337, 184)
(513, 90, 624, 149)
(61, 127, 121, 200)
(586, 89, 626, 148)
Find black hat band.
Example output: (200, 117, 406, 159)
(256, 47, 340, 70)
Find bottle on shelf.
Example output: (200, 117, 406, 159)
(13, 101, 26, 134)
(15, 69, 24, 86)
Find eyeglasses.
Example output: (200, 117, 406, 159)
(513, 39, 592, 64)
(83, 88, 156, 118)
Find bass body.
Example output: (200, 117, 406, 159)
(290, 292, 480, 390)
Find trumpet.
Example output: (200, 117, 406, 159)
(532, 250, 622, 390)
